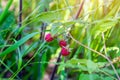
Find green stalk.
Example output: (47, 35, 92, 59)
(0, 0, 13, 23)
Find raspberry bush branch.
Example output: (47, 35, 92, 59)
(50, 0, 85, 79)
(101, 32, 120, 79)
(68, 32, 120, 79)
(105, 56, 120, 67)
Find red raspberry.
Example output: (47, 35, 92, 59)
(59, 40, 67, 47)
(61, 47, 70, 56)
(45, 33, 54, 42)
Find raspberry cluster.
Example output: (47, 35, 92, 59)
(45, 33, 70, 56)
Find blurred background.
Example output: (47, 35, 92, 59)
(0, 0, 120, 80)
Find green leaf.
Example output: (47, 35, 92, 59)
(0, 0, 13, 23)
(51, 21, 75, 35)
(87, 60, 98, 73)
(61, 58, 88, 71)
(51, 22, 63, 35)
(0, 12, 15, 30)
(107, 46, 119, 53)
(13, 39, 22, 70)
(33, 10, 65, 23)
(39, 0, 52, 12)
(104, 77, 113, 80)
(91, 19, 118, 38)
(0, 34, 4, 45)
(22, 42, 39, 57)
(79, 73, 101, 80)
(67, 58, 87, 65)
(0, 32, 39, 57)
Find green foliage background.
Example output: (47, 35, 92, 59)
(0, 0, 120, 80)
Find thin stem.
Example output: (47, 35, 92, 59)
(17, 0, 22, 40)
(102, 32, 120, 79)
(105, 57, 120, 67)
(19, 0, 22, 28)
(98, 69, 117, 80)
(17, 0, 22, 78)
(107, 59, 120, 80)
(68, 33, 120, 79)
(74, 0, 85, 19)
(38, 23, 47, 79)
(50, 52, 61, 80)
(69, 33, 107, 59)
(0, 60, 21, 79)
(102, 33, 107, 56)
(10, 42, 46, 79)
(40, 23, 47, 41)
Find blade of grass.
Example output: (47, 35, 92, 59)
(0, 0, 13, 23)
(38, 22, 47, 79)
(0, 32, 39, 57)
(0, 59, 20, 79)
(13, 39, 22, 70)
(22, 42, 38, 57)
(10, 41, 46, 79)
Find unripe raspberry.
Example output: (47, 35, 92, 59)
(61, 47, 70, 56)
(59, 40, 67, 47)
(45, 33, 54, 42)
